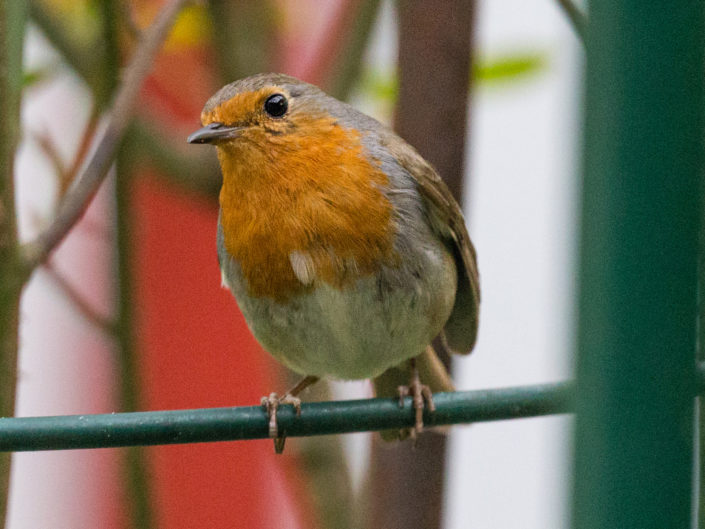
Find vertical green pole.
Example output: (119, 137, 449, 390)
(572, 2, 704, 529)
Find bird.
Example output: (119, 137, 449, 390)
(187, 73, 480, 452)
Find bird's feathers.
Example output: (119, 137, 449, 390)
(382, 132, 480, 355)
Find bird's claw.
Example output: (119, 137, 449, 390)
(260, 392, 303, 454)
(397, 379, 435, 436)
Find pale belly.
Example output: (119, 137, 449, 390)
(218, 228, 457, 380)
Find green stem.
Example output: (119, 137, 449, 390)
(28, 0, 107, 103)
(206, 0, 277, 81)
(327, 0, 382, 101)
(0, 1, 27, 527)
(290, 382, 356, 529)
(98, 1, 154, 527)
(115, 149, 155, 529)
(555, 0, 587, 44)
(21, 0, 190, 272)
(30, 1, 218, 198)
(123, 119, 221, 199)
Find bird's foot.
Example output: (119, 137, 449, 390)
(260, 392, 302, 454)
(397, 361, 435, 439)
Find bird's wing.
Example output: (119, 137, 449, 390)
(383, 133, 480, 355)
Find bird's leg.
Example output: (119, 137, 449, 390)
(397, 357, 435, 436)
(261, 375, 319, 454)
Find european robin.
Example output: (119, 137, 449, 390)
(188, 73, 480, 451)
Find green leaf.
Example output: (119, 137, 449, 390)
(473, 50, 550, 86)
(358, 49, 551, 104)
(359, 70, 398, 101)
(22, 66, 55, 88)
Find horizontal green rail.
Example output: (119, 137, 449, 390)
(0, 384, 571, 451)
(0, 362, 703, 452)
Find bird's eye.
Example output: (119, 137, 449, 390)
(264, 94, 288, 117)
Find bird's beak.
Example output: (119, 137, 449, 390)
(187, 122, 242, 144)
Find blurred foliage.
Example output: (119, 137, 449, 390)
(325, 0, 381, 101)
(474, 50, 550, 85)
(207, 1, 278, 81)
(39, 0, 212, 49)
(359, 48, 551, 104)
(42, 0, 102, 44)
(163, 4, 212, 49)
(22, 66, 55, 88)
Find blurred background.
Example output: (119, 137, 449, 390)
(10, 0, 580, 527)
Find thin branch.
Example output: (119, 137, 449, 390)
(33, 129, 69, 185)
(101, 1, 156, 526)
(30, 3, 218, 200)
(44, 264, 116, 336)
(123, 119, 221, 199)
(207, 0, 277, 82)
(32, 104, 100, 199)
(327, 0, 382, 101)
(556, 0, 587, 44)
(297, 0, 370, 88)
(118, 0, 143, 42)
(63, 104, 101, 192)
(20, 0, 191, 274)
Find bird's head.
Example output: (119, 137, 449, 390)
(187, 73, 336, 150)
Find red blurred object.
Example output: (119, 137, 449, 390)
(132, 178, 311, 528)
(129, 15, 324, 529)
(274, 0, 359, 85)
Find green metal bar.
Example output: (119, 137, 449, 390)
(572, 1, 704, 528)
(0, 364, 703, 453)
(0, 384, 572, 452)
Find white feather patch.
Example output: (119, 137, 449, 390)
(289, 251, 316, 285)
(220, 269, 232, 291)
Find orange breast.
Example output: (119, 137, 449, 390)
(217, 116, 397, 302)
